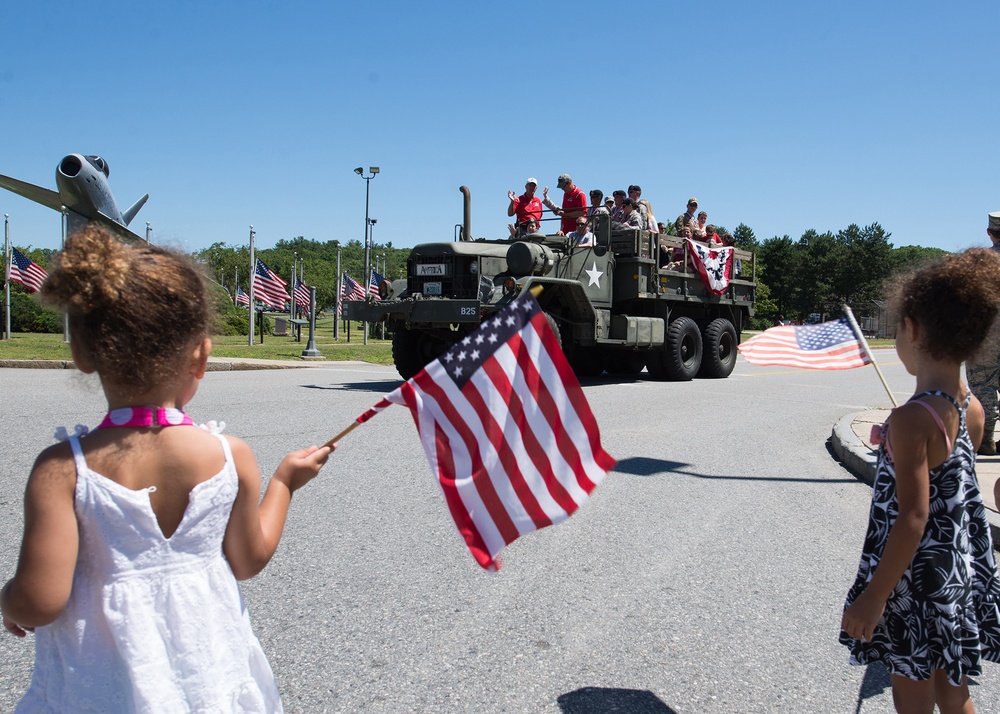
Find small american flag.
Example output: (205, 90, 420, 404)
(236, 287, 250, 307)
(738, 317, 871, 370)
(252, 259, 289, 309)
(293, 279, 312, 311)
(351, 292, 616, 571)
(368, 270, 386, 300)
(339, 273, 365, 317)
(9, 248, 48, 293)
(341, 273, 365, 301)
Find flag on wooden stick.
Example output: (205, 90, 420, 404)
(352, 292, 616, 571)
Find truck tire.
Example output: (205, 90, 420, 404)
(698, 317, 738, 378)
(392, 327, 449, 380)
(648, 316, 702, 381)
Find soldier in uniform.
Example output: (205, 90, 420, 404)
(966, 211, 1000, 455)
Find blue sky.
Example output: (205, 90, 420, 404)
(1, 1, 997, 255)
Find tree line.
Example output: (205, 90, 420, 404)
(4, 224, 950, 334)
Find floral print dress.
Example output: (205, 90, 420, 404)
(840, 390, 1000, 685)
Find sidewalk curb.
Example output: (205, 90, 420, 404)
(831, 413, 1000, 548)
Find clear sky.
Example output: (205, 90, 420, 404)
(1, 1, 997, 255)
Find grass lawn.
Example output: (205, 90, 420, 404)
(0, 316, 395, 366)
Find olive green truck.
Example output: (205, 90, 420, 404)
(345, 187, 756, 381)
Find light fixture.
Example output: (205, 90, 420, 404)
(354, 167, 363, 175)
(370, 167, 380, 175)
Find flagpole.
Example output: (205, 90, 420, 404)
(248, 226, 255, 347)
(334, 248, 341, 341)
(3, 214, 10, 340)
(61, 211, 69, 343)
(842, 303, 897, 407)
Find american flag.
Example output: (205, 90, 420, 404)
(350, 293, 616, 571)
(293, 279, 312, 312)
(235, 287, 250, 307)
(8, 248, 48, 293)
(738, 317, 872, 370)
(338, 273, 365, 317)
(368, 270, 385, 300)
(251, 259, 289, 309)
(341, 273, 365, 301)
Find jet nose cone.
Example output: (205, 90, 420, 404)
(58, 154, 84, 178)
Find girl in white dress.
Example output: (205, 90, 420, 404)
(1, 226, 334, 713)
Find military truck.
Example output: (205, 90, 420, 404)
(345, 186, 756, 381)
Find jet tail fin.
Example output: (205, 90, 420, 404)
(122, 193, 149, 226)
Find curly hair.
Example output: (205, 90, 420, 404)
(888, 248, 1000, 363)
(40, 225, 214, 391)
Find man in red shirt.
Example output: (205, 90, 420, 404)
(507, 178, 543, 235)
(543, 173, 587, 235)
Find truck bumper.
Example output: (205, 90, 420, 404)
(343, 298, 482, 324)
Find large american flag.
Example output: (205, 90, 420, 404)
(738, 317, 872, 370)
(9, 248, 48, 293)
(351, 293, 616, 571)
(368, 270, 385, 299)
(235, 287, 250, 307)
(293, 279, 311, 311)
(252, 259, 289, 309)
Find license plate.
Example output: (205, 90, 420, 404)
(416, 263, 447, 276)
(423, 282, 442, 295)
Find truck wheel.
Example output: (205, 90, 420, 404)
(698, 318, 738, 378)
(648, 316, 702, 381)
(392, 327, 449, 380)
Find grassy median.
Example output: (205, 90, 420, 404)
(0, 317, 395, 366)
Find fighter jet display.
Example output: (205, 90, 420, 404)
(0, 154, 148, 241)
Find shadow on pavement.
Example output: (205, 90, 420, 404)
(614, 456, 858, 483)
(557, 687, 677, 713)
(301, 380, 402, 394)
(854, 662, 891, 714)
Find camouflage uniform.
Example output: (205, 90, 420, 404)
(967, 221, 1000, 453)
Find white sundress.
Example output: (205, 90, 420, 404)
(16, 431, 283, 713)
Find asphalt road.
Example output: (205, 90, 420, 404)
(2, 356, 999, 713)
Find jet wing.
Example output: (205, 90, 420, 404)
(0, 173, 64, 212)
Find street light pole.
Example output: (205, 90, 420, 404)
(354, 166, 379, 345)
(145, 221, 151, 244)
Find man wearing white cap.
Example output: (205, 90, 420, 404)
(966, 211, 1000, 454)
(507, 178, 543, 236)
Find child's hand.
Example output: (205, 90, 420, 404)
(274, 444, 335, 493)
(3, 613, 32, 638)
(841, 589, 886, 642)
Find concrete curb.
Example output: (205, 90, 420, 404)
(831, 413, 1000, 547)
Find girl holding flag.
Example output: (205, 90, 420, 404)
(840, 248, 1000, 713)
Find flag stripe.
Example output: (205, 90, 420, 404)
(411, 366, 524, 544)
(400, 379, 508, 567)
(480, 354, 577, 521)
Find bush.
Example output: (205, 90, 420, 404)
(9, 291, 62, 333)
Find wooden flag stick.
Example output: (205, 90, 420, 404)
(842, 304, 898, 407)
(323, 420, 361, 448)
